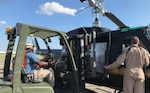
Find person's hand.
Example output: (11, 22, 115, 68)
(49, 60, 58, 66)
(50, 61, 56, 64)
(104, 66, 109, 69)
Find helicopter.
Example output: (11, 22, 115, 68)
(65, 0, 150, 92)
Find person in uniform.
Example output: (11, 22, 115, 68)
(104, 36, 149, 93)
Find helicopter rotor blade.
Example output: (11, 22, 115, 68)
(88, 0, 129, 28)
(105, 12, 129, 29)
(75, 6, 90, 15)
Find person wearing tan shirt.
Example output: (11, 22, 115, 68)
(104, 36, 149, 93)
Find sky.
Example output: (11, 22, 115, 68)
(1, 0, 150, 52)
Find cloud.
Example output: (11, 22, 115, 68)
(0, 21, 6, 26)
(36, 2, 77, 16)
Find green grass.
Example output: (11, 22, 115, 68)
(0, 53, 6, 60)
(0, 53, 42, 60)
(0, 53, 15, 60)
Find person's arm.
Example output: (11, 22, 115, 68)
(29, 52, 52, 67)
(105, 48, 128, 69)
(37, 60, 49, 66)
(104, 61, 121, 69)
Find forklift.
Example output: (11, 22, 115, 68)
(0, 23, 80, 93)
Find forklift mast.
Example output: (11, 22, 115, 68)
(67, 27, 111, 88)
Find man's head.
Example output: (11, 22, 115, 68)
(25, 42, 34, 50)
(130, 36, 140, 45)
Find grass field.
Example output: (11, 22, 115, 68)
(0, 54, 5, 60)
(0, 53, 42, 60)
(0, 53, 15, 60)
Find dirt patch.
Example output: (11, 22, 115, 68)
(0, 59, 13, 78)
(0, 60, 4, 78)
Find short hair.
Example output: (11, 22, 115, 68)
(130, 36, 139, 44)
